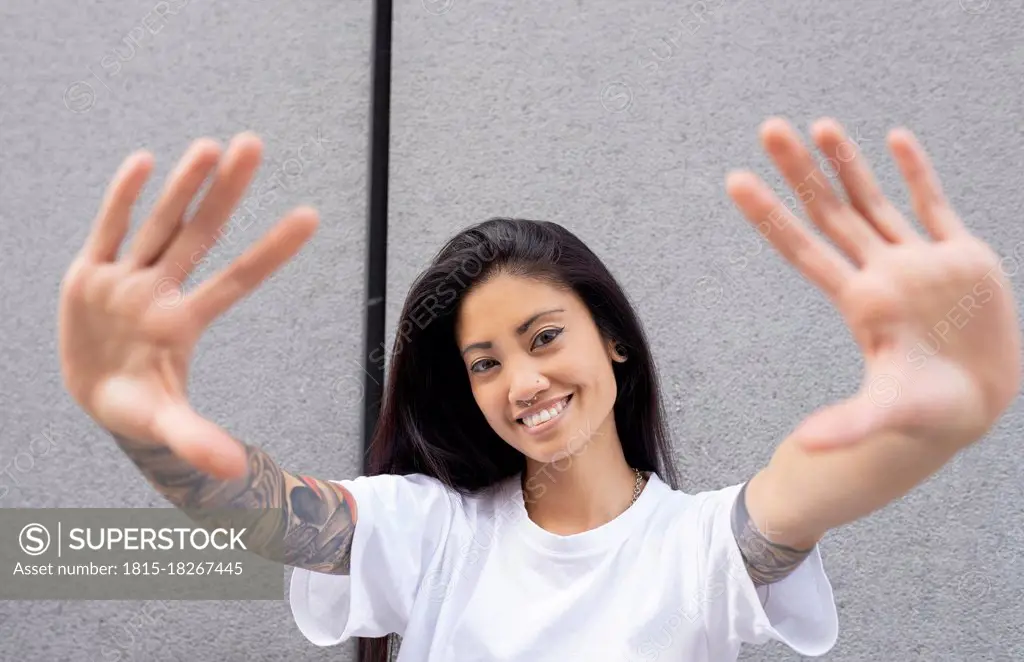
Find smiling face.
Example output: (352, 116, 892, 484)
(455, 272, 624, 464)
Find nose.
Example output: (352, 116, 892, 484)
(509, 371, 550, 408)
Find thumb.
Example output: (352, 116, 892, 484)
(151, 402, 249, 480)
(789, 387, 902, 451)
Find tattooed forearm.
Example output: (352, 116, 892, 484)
(730, 481, 813, 586)
(111, 432, 355, 575)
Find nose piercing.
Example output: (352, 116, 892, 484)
(520, 380, 542, 406)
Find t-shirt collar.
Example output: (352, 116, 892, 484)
(504, 471, 667, 556)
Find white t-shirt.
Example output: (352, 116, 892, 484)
(289, 471, 839, 661)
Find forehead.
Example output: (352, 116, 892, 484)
(455, 274, 578, 341)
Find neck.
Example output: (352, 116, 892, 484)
(521, 416, 643, 535)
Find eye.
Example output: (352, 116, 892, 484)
(470, 358, 498, 374)
(532, 326, 564, 349)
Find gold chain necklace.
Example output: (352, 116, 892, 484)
(630, 467, 644, 504)
(523, 467, 645, 506)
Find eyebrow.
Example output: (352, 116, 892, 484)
(460, 308, 565, 357)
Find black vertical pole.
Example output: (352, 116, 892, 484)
(362, 0, 392, 482)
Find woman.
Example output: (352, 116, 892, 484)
(58, 117, 1021, 661)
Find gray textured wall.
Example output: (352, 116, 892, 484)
(0, 0, 370, 660)
(2, 0, 1023, 660)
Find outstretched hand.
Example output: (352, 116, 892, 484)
(725, 117, 1021, 451)
(59, 133, 319, 479)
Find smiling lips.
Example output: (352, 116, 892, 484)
(517, 394, 573, 430)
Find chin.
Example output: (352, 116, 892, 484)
(520, 423, 600, 466)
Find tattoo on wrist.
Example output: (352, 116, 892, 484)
(111, 432, 355, 574)
(730, 481, 813, 586)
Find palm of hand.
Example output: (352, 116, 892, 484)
(59, 134, 318, 478)
(60, 259, 198, 429)
(725, 118, 1021, 449)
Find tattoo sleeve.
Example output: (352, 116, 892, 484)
(111, 432, 356, 575)
(730, 481, 813, 587)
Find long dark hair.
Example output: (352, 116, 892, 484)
(358, 217, 680, 661)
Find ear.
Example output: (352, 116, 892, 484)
(606, 338, 628, 363)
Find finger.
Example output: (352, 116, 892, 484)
(725, 170, 855, 301)
(888, 128, 967, 241)
(184, 206, 319, 329)
(157, 132, 263, 279)
(126, 138, 223, 268)
(151, 402, 248, 480)
(809, 118, 923, 245)
(760, 117, 885, 266)
(82, 151, 154, 263)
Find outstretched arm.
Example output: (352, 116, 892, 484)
(57, 133, 358, 572)
(114, 432, 358, 575)
(733, 428, 958, 585)
(724, 117, 1020, 584)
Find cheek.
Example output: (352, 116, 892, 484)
(585, 364, 621, 411)
(578, 356, 617, 394)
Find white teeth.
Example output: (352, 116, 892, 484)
(522, 396, 570, 428)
